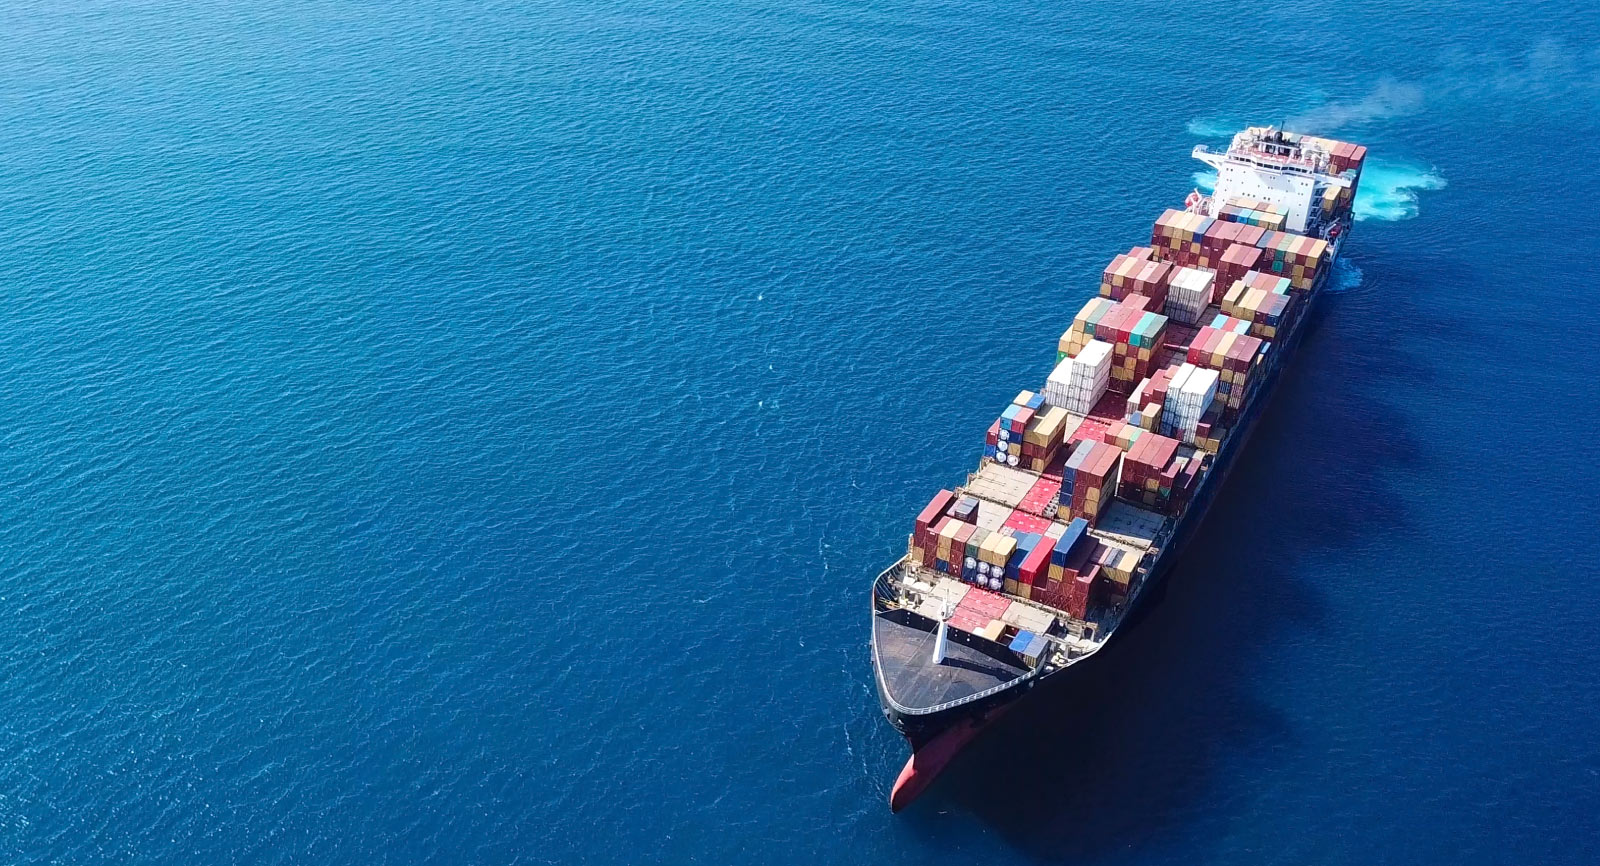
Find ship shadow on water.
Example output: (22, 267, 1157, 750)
(900, 252, 1462, 861)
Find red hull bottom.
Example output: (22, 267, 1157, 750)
(889, 706, 1012, 812)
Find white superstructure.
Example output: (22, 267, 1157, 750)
(1192, 126, 1354, 234)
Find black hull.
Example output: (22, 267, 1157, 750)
(872, 607, 1038, 750)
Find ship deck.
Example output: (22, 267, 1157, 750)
(873, 609, 1029, 711)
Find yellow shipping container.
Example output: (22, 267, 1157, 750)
(1212, 331, 1237, 368)
(1017, 584, 1032, 601)
(1028, 405, 1070, 446)
(977, 532, 1001, 565)
(1223, 280, 1247, 308)
(1243, 287, 1269, 314)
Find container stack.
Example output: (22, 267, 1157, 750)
(1326, 140, 1368, 178)
(1026, 407, 1075, 472)
(1014, 532, 1057, 600)
(1251, 231, 1330, 291)
(1160, 363, 1219, 446)
(1057, 439, 1121, 526)
(1124, 364, 1182, 432)
(948, 588, 1011, 638)
(1059, 298, 1114, 362)
(1061, 295, 1171, 394)
(1118, 431, 1182, 512)
(1061, 297, 1169, 392)
(1097, 544, 1145, 594)
(1036, 519, 1097, 619)
(1164, 266, 1216, 324)
(1216, 243, 1265, 293)
(1216, 197, 1287, 230)
(1100, 248, 1172, 311)
(1044, 340, 1113, 415)
(1221, 270, 1296, 339)
(999, 527, 1048, 594)
(1150, 209, 1215, 268)
(973, 531, 1018, 590)
(1109, 300, 1170, 393)
(1319, 184, 1352, 223)
(908, 489, 955, 566)
(1214, 220, 1281, 270)
(1186, 325, 1268, 426)
(1102, 419, 1145, 452)
(960, 524, 990, 584)
(984, 390, 1043, 467)
(1209, 313, 1253, 335)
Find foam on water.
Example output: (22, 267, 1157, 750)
(1350, 160, 1448, 221)
(1327, 257, 1364, 293)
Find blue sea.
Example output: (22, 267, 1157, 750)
(2, 0, 1598, 862)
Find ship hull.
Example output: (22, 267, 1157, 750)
(872, 241, 1340, 810)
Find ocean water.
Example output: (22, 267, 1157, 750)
(1, 0, 1598, 863)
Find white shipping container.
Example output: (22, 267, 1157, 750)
(1165, 267, 1216, 326)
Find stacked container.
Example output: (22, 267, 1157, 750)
(1124, 364, 1183, 433)
(1118, 431, 1181, 512)
(1057, 439, 1120, 526)
(973, 531, 1018, 590)
(1216, 243, 1265, 293)
(1164, 266, 1215, 324)
(1216, 197, 1288, 230)
(1221, 270, 1296, 339)
(1150, 209, 1215, 268)
(984, 390, 1044, 467)
(1251, 230, 1330, 291)
(1062, 297, 1168, 389)
(1162, 364, 1220, 445)
(1035, 519, 1095, 618)
(949, 586, 1011, 636)
(1102, 419, 1145, 452)
(1324, 139, 1368, 177)
(1100, 248, 1173, 311)
(1186, 324, 1269, 430)
(1059, 297, 1114, 362)
(908, 490, 954, 566)
(1044, 340, 1113, 414)
(1020, 407, 1073, 472)
(1209, 313, 1252, 335)
(1062, 296, 1171, 395)
(1097, 544, 1145, 594)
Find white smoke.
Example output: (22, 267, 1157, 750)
(1286, 79, 1424, 131)
(1286, 38, 1600, 133)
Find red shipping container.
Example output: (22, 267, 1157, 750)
(1018, 537, 1056, 586)
(1063, 567, 1096, 620)
(916, 490, 956, 532)
(952, 522, 975, 555)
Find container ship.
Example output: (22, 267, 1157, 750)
(871, 127, 1369, 811)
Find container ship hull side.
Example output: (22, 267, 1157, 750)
(871, 128, 1364, 812)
